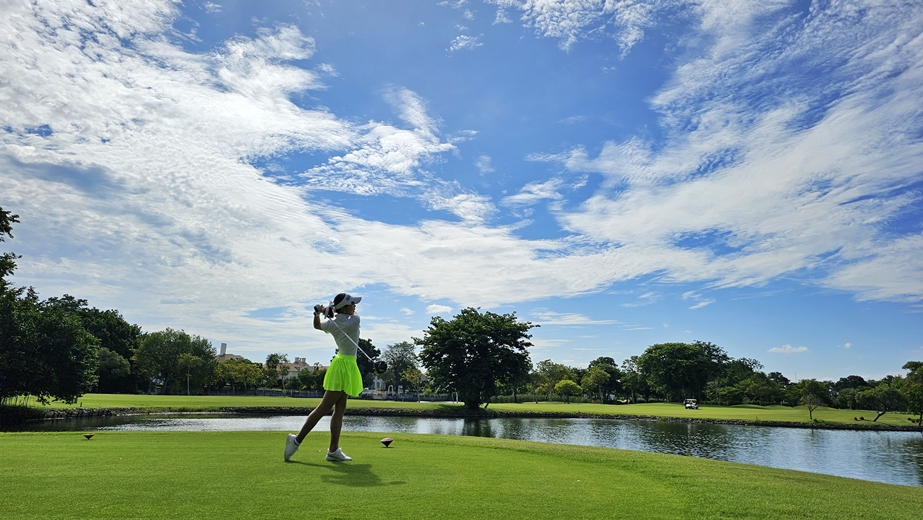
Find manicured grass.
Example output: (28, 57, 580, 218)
(1, 430, 920, 519)
(36, 393, 919, 429)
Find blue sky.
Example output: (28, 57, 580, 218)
(2, 0, 922, 381)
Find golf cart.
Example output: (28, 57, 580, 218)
(684, 398, 698, 410)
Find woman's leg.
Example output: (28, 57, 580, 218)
(328, 391, 348, 452)
(295, 390, 345, 444)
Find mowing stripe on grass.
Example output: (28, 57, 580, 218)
(2, 431, 921, 519)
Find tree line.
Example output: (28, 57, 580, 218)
(409, 307, 923, 424)
(3, 205, 923, 425)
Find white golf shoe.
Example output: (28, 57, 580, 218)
(284, 434, 300, 461)
(325, 447, 352, 462)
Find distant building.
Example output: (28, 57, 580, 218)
(216, 343, 243, 363)
(281, 357, 328, 379)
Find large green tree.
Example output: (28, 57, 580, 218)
(81, 308, 143, 393)
(382, 341, 418, 391)
(416, 308, 534, 410)
(587, 356, 622, 403)
(214, 357, 264, 393)
(900, 362, 923, 427)
(638, 341, 729, 401)
(795, 378, 829, 420)
(134, 329, 215, 394)
(856, 380, 904, 421)
(264, 353, 290, 392)
(1, 289, 100, 404)
(0, 209, 99, 404)
(554, 379, 582, 403)
(42, 296, 142, 393)
(620, 355, 650, 403)
(534, 359, 574, 401)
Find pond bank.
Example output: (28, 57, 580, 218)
(20, 405, 923, 433)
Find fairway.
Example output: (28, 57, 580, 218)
(2, 430, 921, 519)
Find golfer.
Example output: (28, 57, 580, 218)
(284, 292, 364, 462)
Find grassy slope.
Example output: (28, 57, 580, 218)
(1, 430, 920, 519)
(37, 394, 919, 429)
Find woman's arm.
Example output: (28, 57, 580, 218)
(313, 305, 325, 330)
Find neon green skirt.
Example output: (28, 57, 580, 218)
(323, 353, 363, 397)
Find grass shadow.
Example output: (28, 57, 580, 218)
(287, 460, 405, 488)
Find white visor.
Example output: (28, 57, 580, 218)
(334, 294, 362, 310)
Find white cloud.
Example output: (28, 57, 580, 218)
(487, 0, 660, 53)
(299, 87, 458, 202)
(769, 344, 809, 354)
(400, 307, 415, 316)
(843, 342, 852, 349)
(203, 2, 221, 14)
(621, 291, 660, 307)
(4, 0, 922, 360)
(502, 178, 565, 206)
(529, 338, 571, 349)
(545, 0, 923, 303)
(449, 34, 484, 52)
(426, 304, 453, 315)
(688, 300, 714, 310)
(476, 155, 494, 174)
(683, 290, 715, 310)
(425, 192, 497, 223)
(530, 310, 617, 325)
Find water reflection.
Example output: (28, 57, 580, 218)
(12, 414, 923, 487)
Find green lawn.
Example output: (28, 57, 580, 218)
(1, 430, 920, 519)
(35, 393, 920, 429)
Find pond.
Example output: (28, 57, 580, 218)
(16, 414, 923, 487)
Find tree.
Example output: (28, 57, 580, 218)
(587, 356, 622, 403)
(900, 362, 923, 427)
(499, 357, 531, 403)
(402, 367, 424, 400)
(296, 365, 326, 391)
(79, 307, 143, 393)
(534, 359, 574, 401)
(0, 207, 20, 286)
(555, 379, 582, 403)
(264, 353, 290, 393)
(0, 210, 107, 404)
(582, 367, 611, 404)
(383, 341, 418, 391)
(638, 341, 729, 401)
(96, 347, 131, 392)
(798, 379, 829, 421)
(40, 297, 143, 394)
(1, 288, 100, 405)
(416, 308, 535, 410)
(739, 371, 782, 406)
(178, 352, 212, 396)
(856, 381, 903, 421)
(767, 372, 790, 386)
(214, 357, 264, 393)
(134, 329, 215, 394)
(620, 356, 650, 403)
(356, 338, 382, 388)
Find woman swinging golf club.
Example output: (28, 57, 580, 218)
(284, 292, 365, 462)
